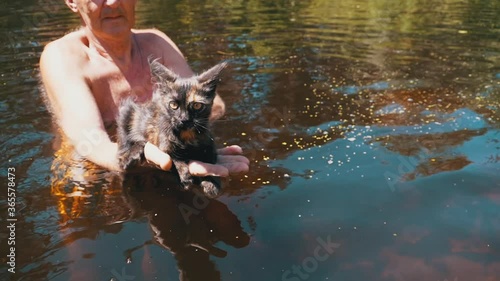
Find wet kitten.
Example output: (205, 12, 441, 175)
(117, 59, 227, 198)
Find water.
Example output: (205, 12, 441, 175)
(1, 0, 499, 280)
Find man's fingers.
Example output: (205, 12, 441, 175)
(202, 145, 249, 176)
(217, 145, 243, 155)
(189, 161, 229, 177)
(223, 161, 249, 174)
(217, 154, 250, 165)
(144, 142, 172, 171)
(217, 145, 250, 169)
(189, 160, 249, 177)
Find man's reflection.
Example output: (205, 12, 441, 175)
(123, 170, 250, 281)
(50, 135, 250, 280)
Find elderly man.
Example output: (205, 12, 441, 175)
(40, 0, 249, 176)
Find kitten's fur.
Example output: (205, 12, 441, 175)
(117, 59, 227, 198)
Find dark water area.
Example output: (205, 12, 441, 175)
(1, 0, 499, 280)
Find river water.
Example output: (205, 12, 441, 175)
(1, 0, 499, 280)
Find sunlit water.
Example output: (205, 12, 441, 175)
(1, 0, 499, 280)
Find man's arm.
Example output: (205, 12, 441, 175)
(40, 41, 122, 171)
(41, 32, 247, 175)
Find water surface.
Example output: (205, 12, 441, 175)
(1, 0, 499, 280)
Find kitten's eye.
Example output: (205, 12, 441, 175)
(192, 102, 204, 111)
(169, 101, 179, 110)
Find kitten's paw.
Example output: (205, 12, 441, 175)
(180, 178, 194, 190)
(119, 142, 146, 170)
(200, 178, 221, 198)
(119, 153, 138, 170)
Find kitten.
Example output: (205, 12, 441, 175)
(117, 59, 227, 198)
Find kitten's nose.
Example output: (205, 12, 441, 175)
(181, 120, 193, 128)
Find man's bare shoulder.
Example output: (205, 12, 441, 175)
(133, 28, 182, 53)
(133, 28, 172, 42)
(41, 29, 87, 65)
(133, 28, 193, 77)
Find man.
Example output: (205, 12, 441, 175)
(40, 0, 249, 176)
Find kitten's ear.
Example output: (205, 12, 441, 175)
(148, 56, 178, 84)
(197, 61, 228, 92)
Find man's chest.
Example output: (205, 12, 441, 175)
(88, 67, 152, 122)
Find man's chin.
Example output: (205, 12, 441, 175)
(101, 26, 133, 38)
(100, 19, 133, 36)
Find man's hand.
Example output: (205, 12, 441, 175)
(143, 143, 249, 176)
(189, 145, 250, 176)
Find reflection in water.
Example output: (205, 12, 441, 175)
(51, 141, 125, 224)
(47, 139, 249, 280)
(1, 0, 499, 280)
(123, 171, 250, 281)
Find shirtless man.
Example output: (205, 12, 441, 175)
(40, 0, 249, 176)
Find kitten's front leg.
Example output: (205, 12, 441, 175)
(119, 141, 146, 170)
(200, 176, 221, 198)
(173, 160, 194, 190)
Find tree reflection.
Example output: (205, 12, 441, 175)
(135, 0, 499, 195)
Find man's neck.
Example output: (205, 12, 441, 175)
(83, 27, 135, 69)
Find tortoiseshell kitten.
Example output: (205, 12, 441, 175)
(117, 59, 227, 198)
